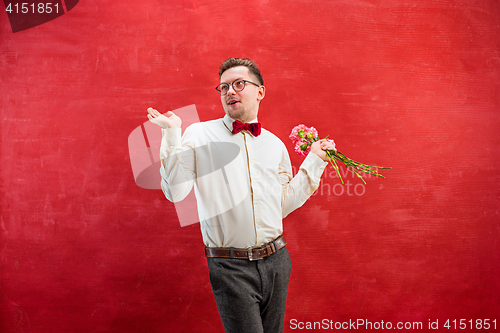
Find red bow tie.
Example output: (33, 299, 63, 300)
(231, 120, 261, 137)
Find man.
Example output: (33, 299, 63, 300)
(147, 57, 335, 333)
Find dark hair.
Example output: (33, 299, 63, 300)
(218, 57, 264, 85)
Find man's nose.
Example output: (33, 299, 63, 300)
(227, 84, 237, 95)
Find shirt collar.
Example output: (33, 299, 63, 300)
(223, 114, 259, 133)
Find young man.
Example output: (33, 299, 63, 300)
(147, 57, 335, 333)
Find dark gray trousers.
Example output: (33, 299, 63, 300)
(207, 246, 292, 333)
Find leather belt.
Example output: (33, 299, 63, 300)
(205, 235, 286, 261)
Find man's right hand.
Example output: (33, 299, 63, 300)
(147, 107, 182, 128)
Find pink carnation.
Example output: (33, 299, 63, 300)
(305, 126, 318, 140)
(294, 142, 311, 156)
(290, 124, 320, 156)
(289, 124, 309, 144)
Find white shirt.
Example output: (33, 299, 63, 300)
(159, 115, 327, 248)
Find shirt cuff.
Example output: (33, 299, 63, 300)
(161, 127, 182, 147)
(302, 151, 329, 172)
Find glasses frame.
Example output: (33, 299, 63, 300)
(215, 79, 261, 96)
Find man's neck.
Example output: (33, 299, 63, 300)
(229, 116, 258, 123)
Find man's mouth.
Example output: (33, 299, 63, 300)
(227, 100, 239, 106)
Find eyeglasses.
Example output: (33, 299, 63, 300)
(215, 79, 260, 96)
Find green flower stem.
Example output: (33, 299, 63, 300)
(326, 150, 343, 184)
(302, 137, 391, 183)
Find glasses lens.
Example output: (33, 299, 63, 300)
(233, 80, 245, 92)
(217, 84, 229, 95)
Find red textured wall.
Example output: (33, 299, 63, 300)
(1, 1, 499, 332)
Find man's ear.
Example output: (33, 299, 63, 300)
(257, 85, 266, 103)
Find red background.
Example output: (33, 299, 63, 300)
(1, 0, 499, 332)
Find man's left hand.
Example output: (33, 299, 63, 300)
(311, 139, 337, 161)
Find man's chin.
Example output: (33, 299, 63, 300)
(225, 109, 243, 120)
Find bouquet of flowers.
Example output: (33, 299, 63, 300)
(290, 124, 391, 184)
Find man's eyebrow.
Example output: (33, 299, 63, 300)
(221, 77, 246, 84)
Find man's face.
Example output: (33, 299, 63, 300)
(220, 66, 265, 123)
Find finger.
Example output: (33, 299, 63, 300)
(325, 144, 337, 151)
(165, 111, 174, 118)
(148, 108, 159, 118)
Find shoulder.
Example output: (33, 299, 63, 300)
(260, 128, 287, 150)
(183, 118, 230, 144)
(185, 118, 224, 132)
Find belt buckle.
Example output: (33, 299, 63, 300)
(247, 247, 262, 261)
